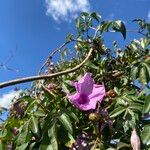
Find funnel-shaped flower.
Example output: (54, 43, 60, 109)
(130, 128, 141, 150)
(67, 73, 106, 111)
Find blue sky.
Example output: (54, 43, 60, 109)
(0, 0, 150, 109)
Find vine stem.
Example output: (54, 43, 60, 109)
(0, 48, 93, 89)
(92, 137, 99, 150)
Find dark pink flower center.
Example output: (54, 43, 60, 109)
(78, 94, 89, 104)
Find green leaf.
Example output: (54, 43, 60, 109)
(15, 121, 30, 146)
(90, 12, 101, 22)
(33, 109, 46, 117)
(66, 34, 73, 42)
(16, 143, 29, 150)
(99, 21, 112, 33)
(0, 129, 7, 138)
(143, 62, 150, 78)
(113, 20, 126, 39)
(140, 38, 150, 49)
(40, 122, 58, 150)
(62, 83, 70, 93)
(116, 142, 130, 150)
(24, 100, 35, 115)
(141, 125, 150, 145)
(58, 113, 73, 134)
(81, 12, 89, 17)
(129, 102, 143, 111)
(131, 66, 139, 80)
(29, 116, 38, 134)
(48, 123, 58, 150)
(143, 95, 150, 114)
(139, 65, 149, 85)
(0, 141, 4, 150)
(110, 106, 126, 118)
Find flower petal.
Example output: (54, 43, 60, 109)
(77, 102, 97, 111)
(74, 73, 94, 95)
(88, 84, 106, 105)
(67, 93, 81, 108)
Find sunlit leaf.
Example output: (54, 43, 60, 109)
(113, 20, 126, 39)
(110, 107, 126, 118)
(141, 125, 150, 145)
(143, 95, 150, 114)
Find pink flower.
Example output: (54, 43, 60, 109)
(130, 128, 141, 150)
(67, 73, 106, 111)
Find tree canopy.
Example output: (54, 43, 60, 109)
(0, 12, 150, 150)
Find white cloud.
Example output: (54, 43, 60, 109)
(45, 0, 90, 22)
(0, 90, 21, 109)
(147, 11, 150, 22)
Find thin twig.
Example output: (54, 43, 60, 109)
(0, 48, 93, 89)
(0, 49, 19, 73)
(38, 41, 70, 75)
(38, 39, 82, 75)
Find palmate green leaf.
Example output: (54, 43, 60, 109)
(140, 38, 150, 49)
(110, 106, 126, 118)
(24, 100, 35, 115)
(141, 124, 150, 145)
(143, 95, 150, 114)
(90, 12, 101, 22)
(139, 65, 149, 85)
(15, 121, 30, 146)
(85, 61, 99, 70)
(48, 123, 58, 150)
(81, 12, 89, 17)
(68, 111, 79, 123)
(112, 20, 126, 39)
(29, 116, 38, 134)
(62, 82, 70, 93)
(129, 102, 143, 112)
(99, 21, 112, 33)
(143, 62, 150, 78)
(17, 95, 34, 103)
(131, 66, 139, 80)
(58, 113, 73, 134)
(33, 109, 46, 117)
(39, 123, 58, 150)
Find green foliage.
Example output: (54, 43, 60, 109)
(0, 12, 150, 149)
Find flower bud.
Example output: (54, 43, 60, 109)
(106, 89, 116, 98)
(12, 127, 19, 135)
(7, 144, 12, 150)
(89, 113, 100, 122)
(31, 136, 36, 141)
(130, 128, 141, 150)
(47, 84, 54, 90)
